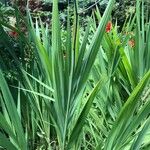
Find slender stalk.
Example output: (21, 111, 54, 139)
(73, 0, 78, 65)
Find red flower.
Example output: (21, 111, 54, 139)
(8, 31, 18, 38)
(106, 21, 112, 33)
(128, 39, 135, 48)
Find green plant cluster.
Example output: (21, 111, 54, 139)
(0, 0, 150, 150)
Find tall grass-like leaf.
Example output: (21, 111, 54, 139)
(104, 70, 150, 149)
(131, 117, 150, 150)
(0, 70, 27, 150)
(68, 76, 108, 148)
(0, 133, 17, 150)
(73, 0, 116, 95)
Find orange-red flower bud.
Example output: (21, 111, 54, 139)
(106, 21, 112, 33)
(128, 39, 135, 48)
(8, 31, 18, 38)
